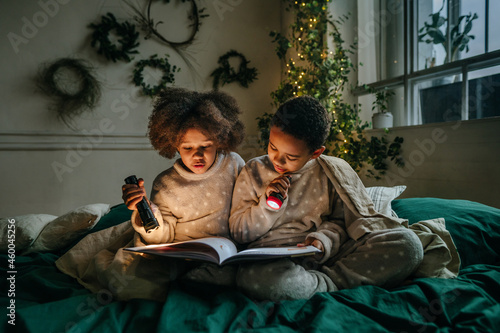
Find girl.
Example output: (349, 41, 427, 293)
(123, 88, 245, 246)
(56, 88, 246, 301)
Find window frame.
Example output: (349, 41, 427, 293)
(353, 0, 500, 127)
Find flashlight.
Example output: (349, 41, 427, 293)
(124, 175, 160, 233)
(266, 176, 291, 210)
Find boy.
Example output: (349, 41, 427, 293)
(229, 96, 425, 301)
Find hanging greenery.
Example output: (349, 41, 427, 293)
(133, 54, 179, 97)
(89, 12, 140, 62)
(36, 58, 102, 128)
(210, 50, 258, 90)
(258, 0, 404, 179)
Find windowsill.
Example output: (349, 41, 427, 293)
(366, 116, 500, 133)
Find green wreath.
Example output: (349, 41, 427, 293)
(37, 58, 101, 128)
(133, 54, 179, 97)
(89, 12, 140, 62)
(210, 50, 258, 90)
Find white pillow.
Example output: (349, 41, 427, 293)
(0, 214, 57, 252)
(366, 185, 406, 217)
(24, 203, 110, 254)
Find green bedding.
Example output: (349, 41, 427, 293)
(2, 198, 500, 332)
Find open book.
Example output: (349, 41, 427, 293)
(124, 237, 322, 265)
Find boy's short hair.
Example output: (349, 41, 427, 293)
(148, 88, 245, 159)
(271, 96, 332, 152)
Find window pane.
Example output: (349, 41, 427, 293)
(468, 65, 500, 119)
(417, 0, 449, 69)
(387, 86, 405, 127)
(457, 0, 485, 59)
(417, 74, 463, 124)
(357, 0, 404, 84)
(489, 0, 500, 51)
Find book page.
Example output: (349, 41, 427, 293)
(125, 237, 238, 264)
(222, 245, 321, 264)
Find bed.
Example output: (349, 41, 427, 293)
(2, 190, 500, 332)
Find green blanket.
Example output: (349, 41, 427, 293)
(2, 198, 500, 332)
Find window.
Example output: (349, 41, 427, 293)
(354, 0, 500, 127)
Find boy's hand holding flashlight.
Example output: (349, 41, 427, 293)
(266, 175, 291, 210)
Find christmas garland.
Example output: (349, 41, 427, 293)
(133, 54, 179, 97)
(89, 13, 140, 62)
(210, 50, 258, 90)
(37, 58, 101, 128)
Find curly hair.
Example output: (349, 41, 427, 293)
(271, 96, 332, 152)
(148, 87, 245, 159)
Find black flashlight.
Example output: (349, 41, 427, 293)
(124, 175, 159, 233)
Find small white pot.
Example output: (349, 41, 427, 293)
(372, 112, 393, 129)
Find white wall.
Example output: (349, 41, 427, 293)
(0, 0, 280, 216)
(361, 118, 500, 209)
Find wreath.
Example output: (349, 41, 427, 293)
(37, 58, 101, 128)
(89, 13, 140, 62)
(133, 54, 179, 97)
(210, 50, 258, 90)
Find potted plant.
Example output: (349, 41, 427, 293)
(372, 89, 395, 129)
(258, 0, 404, 179)
(418, 0, 478, 64)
